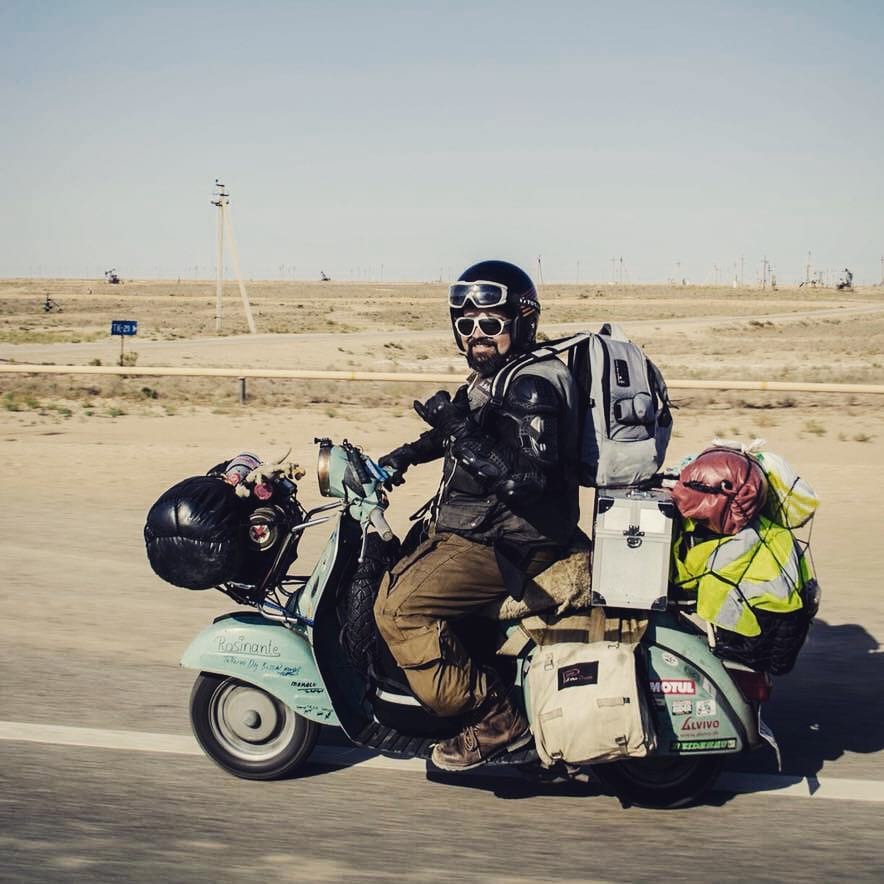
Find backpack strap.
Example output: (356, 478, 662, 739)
(487, 333, 591, 409)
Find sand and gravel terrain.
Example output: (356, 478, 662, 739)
(1, 279, 883, 882)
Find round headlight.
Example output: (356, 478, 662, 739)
(317, 445, 331, 497)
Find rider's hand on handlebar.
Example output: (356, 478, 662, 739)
(378, 446, 413, 488)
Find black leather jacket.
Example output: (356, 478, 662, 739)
(403, 358, 579, 552)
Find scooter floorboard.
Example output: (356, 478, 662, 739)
(354, 721, 539, 766)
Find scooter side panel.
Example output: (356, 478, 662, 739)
(645, 621, 759, 755)
(180, 611, 340, 727)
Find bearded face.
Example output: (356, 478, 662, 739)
(459, 307, 514, 377)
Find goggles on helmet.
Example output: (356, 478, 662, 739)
(454, 315, 513, 338)
(448, 280, 508, 310)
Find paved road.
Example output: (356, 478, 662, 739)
(0, 738, 882, 884)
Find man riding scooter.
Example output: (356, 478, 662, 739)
(374, 259, 580, 771)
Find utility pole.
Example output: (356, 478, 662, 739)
(619, 256, 624, 284)
(675, 259, 681, 285)
(536, 254, 544, 287)
(611, 257, 616, 285)
(805, 250, 812, 286)
(740, 255, 744, 288)
(211, 179, 257, 334)
(212, 180, 226, 332)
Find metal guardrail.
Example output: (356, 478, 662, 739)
(1, 363, 883, 395)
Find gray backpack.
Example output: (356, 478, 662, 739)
(489, 323, 673, 488)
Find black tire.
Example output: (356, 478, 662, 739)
(340, 532, 398, 672)
(589, 755, 724, 809)
(342, 572, 381, 669)
(190, 673, 319, 780)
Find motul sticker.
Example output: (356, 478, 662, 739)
(649, 679, 695, 695)
(680, 717, 720, 732)
(670, 700, 692, 716)
(671, 739, 737, 752)
(558, 661, 599, 690)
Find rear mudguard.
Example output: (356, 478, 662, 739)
(645, 618, 759, 755)
(180, 611, 339, 727)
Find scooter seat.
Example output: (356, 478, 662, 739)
(480, 531, 592, 621)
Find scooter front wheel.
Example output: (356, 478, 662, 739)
(589, 755, 724, 809)
(190, 672, 320, 780)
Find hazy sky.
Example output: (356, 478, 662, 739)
(2, 1, 882, 283)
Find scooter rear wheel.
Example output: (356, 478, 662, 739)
(190, 672, 320, 780)
(589, 755, 724, 809)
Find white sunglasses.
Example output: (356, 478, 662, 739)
(454, 315, 513, 338)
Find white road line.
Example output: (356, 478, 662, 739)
(1, 720, 882, 803)
(0, 721, 202, 756)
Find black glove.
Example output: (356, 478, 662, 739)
(378, 445, 415, 487)
(413, 386, 471, 436)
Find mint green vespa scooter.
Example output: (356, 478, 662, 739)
(173, 439, 775, 808)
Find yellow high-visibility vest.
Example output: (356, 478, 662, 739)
(673, 516, 812, 636)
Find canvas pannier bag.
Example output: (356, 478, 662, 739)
(488, 323, 672, 489)
(527, 641, 657, 766)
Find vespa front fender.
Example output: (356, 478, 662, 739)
(180, 611, 339, 727)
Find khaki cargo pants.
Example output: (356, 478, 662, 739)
(374, 532, 556, 717)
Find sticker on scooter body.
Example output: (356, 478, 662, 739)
(645, 637, 749, 756)
(671, 738, 737, 752)
(649, 678, 695, 695)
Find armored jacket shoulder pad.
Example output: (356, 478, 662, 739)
(507, 373, 561, 414)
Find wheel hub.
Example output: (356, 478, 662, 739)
(208, 681, 296, 760)
(220, 686, 279, 742)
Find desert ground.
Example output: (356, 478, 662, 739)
(1, 278, 883, 881)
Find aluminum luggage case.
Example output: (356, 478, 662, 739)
(591, 488, 676, 611)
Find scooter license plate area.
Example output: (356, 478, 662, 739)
(645, 646, 743, 755)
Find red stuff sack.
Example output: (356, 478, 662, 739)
(671, 447, 768, 535)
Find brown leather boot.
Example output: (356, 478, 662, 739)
(431, 687, 531, 772)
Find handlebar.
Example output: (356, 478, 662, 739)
(368, 506, 394, 542)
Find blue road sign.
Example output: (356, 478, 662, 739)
(111, 320, 138, 336)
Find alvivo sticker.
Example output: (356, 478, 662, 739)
(649, 679, 696, 695)
(680, 716, 720, 732)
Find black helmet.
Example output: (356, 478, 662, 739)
(448, 259, 540, 353)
